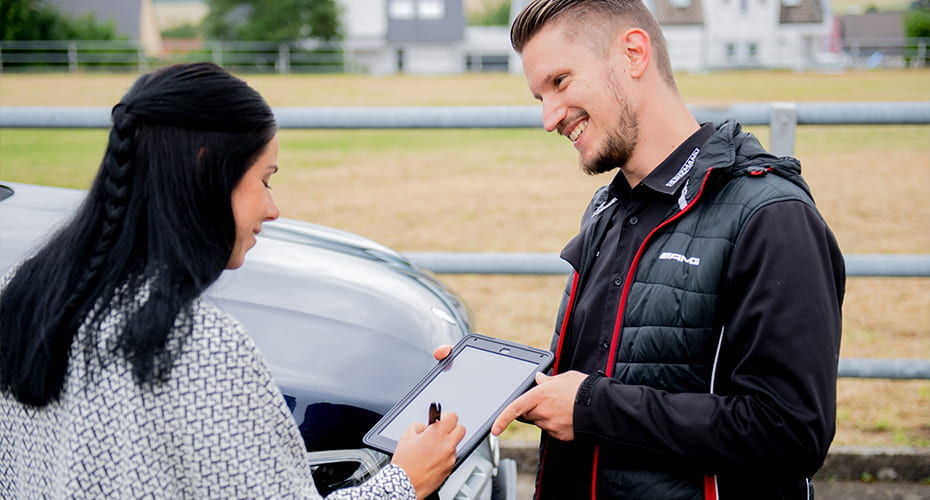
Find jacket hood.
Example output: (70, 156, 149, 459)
(679, 120, 811, 207)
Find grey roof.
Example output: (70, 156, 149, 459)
(651, 0, 705, 26)
(840, 12, 905, 40)
(779, 0, 825, 24)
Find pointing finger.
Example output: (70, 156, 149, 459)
(491, 391, 536, 436)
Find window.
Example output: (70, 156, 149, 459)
(418, 0, 445, 19)
(747, 42, 758, 59)
(670, 0, 692, 7)
(389, 0, 415, 19)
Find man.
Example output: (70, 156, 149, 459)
(489, 0, 846, 498)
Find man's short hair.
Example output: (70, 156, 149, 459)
(511, 0, 676, 86)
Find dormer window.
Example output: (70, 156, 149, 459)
(390, 0, 445, 20)
(390, 0, 415, 19)
(419, 0, 445, 19)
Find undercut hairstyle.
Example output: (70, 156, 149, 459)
(511, 0, 676, 86)
(0, 63, 277, 406)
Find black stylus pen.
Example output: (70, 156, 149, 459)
(429, 401, 441, 424)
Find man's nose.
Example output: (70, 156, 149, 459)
(541, 97, 566, 133)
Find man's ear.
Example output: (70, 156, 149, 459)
(614, 28, 651, 79)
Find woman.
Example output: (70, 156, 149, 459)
(0, 62, 464, 499)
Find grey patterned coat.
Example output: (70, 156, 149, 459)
(0, 271, 415, 499)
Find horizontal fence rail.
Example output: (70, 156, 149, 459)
(400, 253, 930, 380)
(837, 358, 930, 380)
(3, 101, 930, 129)
(401, 252, 930, 277)
(2, 102, 928, 379)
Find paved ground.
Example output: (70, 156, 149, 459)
(514, 473, 930, 499)
(504, 443, 930, 499)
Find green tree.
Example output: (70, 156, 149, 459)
(1, 0, 118, 40)
(203, 0, 341, 42)
(904, 2, 930, 66)
(468, 0, 510, 26)
(904, 8, 930, 38)
(161, 22, 202, 40)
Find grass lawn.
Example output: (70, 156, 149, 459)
(1, 70, 928, 447)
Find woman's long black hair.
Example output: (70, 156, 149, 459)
(0, 63, 277, 406)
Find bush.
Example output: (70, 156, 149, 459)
(0, 0, 118, 41)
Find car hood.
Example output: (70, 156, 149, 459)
(210, 219, 472, 414)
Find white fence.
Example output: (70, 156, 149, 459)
(0, 38, 927, 74)
(0, 40, 347, 74)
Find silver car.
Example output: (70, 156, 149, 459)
(0, 181, 518, 500)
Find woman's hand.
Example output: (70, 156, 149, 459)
(391, 412, 466, 499)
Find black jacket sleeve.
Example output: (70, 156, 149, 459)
(572, 200, 845, 477)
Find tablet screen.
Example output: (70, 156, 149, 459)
(379, 345, 538, 453)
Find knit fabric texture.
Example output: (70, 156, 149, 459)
(0, 270, 415, 499)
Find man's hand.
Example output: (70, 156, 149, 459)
(491, 370, 587, 441)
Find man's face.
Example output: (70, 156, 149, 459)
(521, 22, 639, 175)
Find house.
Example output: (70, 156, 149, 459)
(651, 0, 834, 71)
(504, 0, 835, 73)
(45, 0, 163, 55)
(839, 11, 907, 67)
(342, 0, 468, 74)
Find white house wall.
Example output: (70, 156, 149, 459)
(339, 0, 387, 39)
(659, 0, 832, 71)
(662, 26, 707, 73)
(347, 48, 397, 74)
(400, 44, 465, 74)
(772, 23, 833, 70)
(702, 0, 775, 68)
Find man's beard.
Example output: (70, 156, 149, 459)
(582, 102, 638, 176)
(582, 77, 639, 176)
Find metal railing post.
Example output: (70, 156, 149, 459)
(769, 102, 797, 156)
(278, 44, 290, 74)
(211, 42, 223, 67)
(68, 42, 78, 73)
(137, 47, 148, 74)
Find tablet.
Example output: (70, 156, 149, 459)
(363, 333, 553, 468)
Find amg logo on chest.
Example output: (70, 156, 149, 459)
(658, 251, 701, 266)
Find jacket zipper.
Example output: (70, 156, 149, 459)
(552, 271, 580, 376)
(591, 169, 716, 500)
(534, 271, 580, 500)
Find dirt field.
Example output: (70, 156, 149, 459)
(0, 71, 928, 448)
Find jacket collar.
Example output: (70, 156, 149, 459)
(675, 120, 809, 208)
